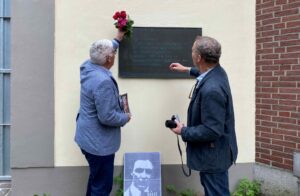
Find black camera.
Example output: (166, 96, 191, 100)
(165, 115, 177, 128)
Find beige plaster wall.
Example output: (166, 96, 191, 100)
(55, 0, 255, 166)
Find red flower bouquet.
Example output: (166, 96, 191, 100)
(113, 11, 134, 38)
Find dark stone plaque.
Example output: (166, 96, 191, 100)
(119, 27, 202, 78)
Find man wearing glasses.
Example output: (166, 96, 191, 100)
(169, 36, 238, 196)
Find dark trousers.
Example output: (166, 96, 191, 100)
(200, 171, 230, 196)
(81, 149, 115, 196)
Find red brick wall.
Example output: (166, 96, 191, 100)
(256, 0, 300, 171)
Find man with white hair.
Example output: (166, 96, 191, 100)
(75, 30, 131, 196)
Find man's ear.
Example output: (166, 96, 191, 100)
(197, 55, 202, 64)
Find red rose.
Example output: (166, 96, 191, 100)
(120, 11, 127, 19)
(113, 12, 120, 20)
(120, 19, 127, 26)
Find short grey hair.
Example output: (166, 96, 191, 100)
(194, 36, 221, 64)
(89, 39, 114, 65)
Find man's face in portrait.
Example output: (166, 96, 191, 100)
(131, 160, 153, 191)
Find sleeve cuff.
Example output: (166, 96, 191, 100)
(181, 126, 188, 142)
(112, 39, 120, 49)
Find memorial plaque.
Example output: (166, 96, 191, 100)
(119, 27, 202, 78)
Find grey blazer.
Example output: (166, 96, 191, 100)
(75, 60, 129, 156)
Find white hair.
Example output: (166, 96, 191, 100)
(89, 39, 114, 65)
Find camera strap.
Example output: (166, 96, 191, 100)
(177, 135, 191, 177)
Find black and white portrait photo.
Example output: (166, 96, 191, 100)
(124, 152, 161, 196)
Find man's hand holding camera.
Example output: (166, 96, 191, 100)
(171, 121, 184, 135)
(165, 115, 185, 135)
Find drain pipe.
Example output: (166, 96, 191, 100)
(294, 152, 300, 196)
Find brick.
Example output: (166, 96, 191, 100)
(280, 39, 300, 47)
(262, 54, 279, 59)
(272, 104, 297, 111)
(284, 159, 293, 166)
(285, 135, 300, 143)
(279, 100, 300, 106)
(257, 71, 273, 76)
(261, 109, 278, 115)
(280, 76, 300, 81)
(275, 34, 298, 41)
(256, 76, 261, 82)
(262, 6, 282, 14)
(256, 147, 271, 154)
(272, 81, 296, 87)
(275, 8, 298, 17)
(256, 135, 272, 143)
(286, 70, 300, 76)
(257, 81, 272, 87)
(287, 46, 300, 53)
(278, 123, 300, 130)
(292, 65, 300, 70)
(257, 119, 262, 126)
(257, 13, 274, 21)
(287, 20, 300, 28)
(261, 143, 284, 151)
(286, 146, 296, 154)
(274, 47, 285, 53)
(274, 70, 285, 75)
(276, 0, 288, 4)
(257, 93, 272, 98)
(281, 53, 300, 59)
(272, 116, 297, 124)
(257, 37, 273, 43)
(262, 30, 280, 37)
(272, 128, 297, 136)
(257, 114, 272, 121)
(262, 76, 279, 81)
(279, 111, 291, 117)
(263, 132, 284, 139)
(272, 139, 296, 148)
(272, 151, 293, 159)
(256, 60, 273, 65)
(257, 103, 272, 109)
(263, 42, 279, 48)
(257, 48, 274, 54)
(256, 125, 272, 132)
(291, 112, 300, 118)
(258, 1, 275, 10)
(261, 87, 279, 93)
(262, 65, 280, 70)
(262, 99, 279, 104)
(274, 59, 298, 64)
(262, 17, 281, 25)
(283, 2, 300, 10)
(256, 87, 262, 93)
(261, 120, 278, 127)
(274, 23, 286, 29)
(282, 14, 300, 22)
(257, 9, 262, 16)
(256, 55, 261, 61)
(281, 26, 300, 34)
(279, 64, 292, 70)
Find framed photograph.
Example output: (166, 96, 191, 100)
(120, 93, 130, 113)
